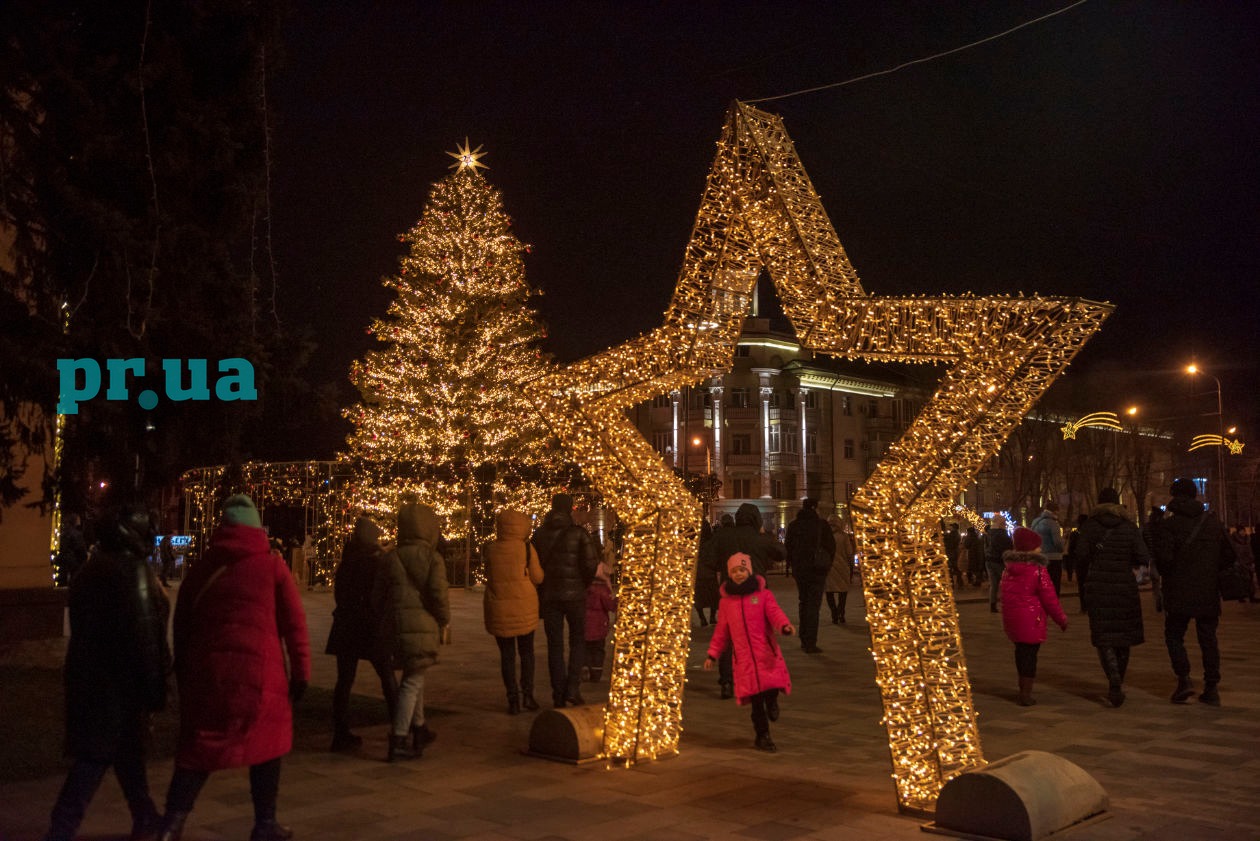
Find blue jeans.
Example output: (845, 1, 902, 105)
(394, 669, 427, 736)
(540, 598, 585, 700)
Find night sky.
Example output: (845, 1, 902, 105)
(271, 1, 1260, 436)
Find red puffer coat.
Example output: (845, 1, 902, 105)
(1000, 551, 1068, 644)
(707, 576, 792, 703)
(173, 523, 310, 771)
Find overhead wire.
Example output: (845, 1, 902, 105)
(745, 0, 1090, 104)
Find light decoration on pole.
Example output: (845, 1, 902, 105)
(1189, 434, 1245, 455)
(524, 101, 1112, 813)
(1060, 411, 1122, 439)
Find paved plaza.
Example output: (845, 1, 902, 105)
(2, 573, 1258, 841)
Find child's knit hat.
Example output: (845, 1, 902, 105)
(1012, 526, 1042, 553)
(726, 552, 753, 576)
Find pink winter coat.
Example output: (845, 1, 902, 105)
(173, 524, 311, 771)
(1000, 550, 1068, 644)
(584, 578, 616, 642)
(707, 576, 792, 703)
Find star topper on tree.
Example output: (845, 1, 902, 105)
(447, 137, 488, 172)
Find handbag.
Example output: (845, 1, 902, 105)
(1218, 558, 1252, 601)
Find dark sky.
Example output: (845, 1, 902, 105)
(271, 1, 1260, 437)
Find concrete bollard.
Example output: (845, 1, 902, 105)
(526, 704, 605, 764)
(928, 750, 1109, 840)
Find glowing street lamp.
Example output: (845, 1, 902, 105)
(1186, 364, 1227, 523)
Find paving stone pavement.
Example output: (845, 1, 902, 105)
(2, 574, 1258, 841)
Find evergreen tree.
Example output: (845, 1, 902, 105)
(342, 147, 564, 538)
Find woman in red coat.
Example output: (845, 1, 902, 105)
(157, 495, 310, 841)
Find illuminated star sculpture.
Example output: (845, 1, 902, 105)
(1060, 411, 1122, 440)
(526, 102, 1111, 813)
(446, 137, 488, 172)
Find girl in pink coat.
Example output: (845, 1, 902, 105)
(1001, 526, 1069, 706)
(704, 552, 795, 752)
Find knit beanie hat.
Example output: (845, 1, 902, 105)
(222, 494, 262, 528)
(1170, 478, 1198, 499)
(1012, 526, 1041, 553)
(726, 552, 753, 576)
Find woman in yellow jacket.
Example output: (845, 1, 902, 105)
(483, 509, 545, 714)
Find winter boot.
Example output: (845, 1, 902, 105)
(411, 723, 437, 755)
(754, 733, 777, 752)
(1017, 676, 1036, 706)
(329, 729, 362, 753)
(507, 692, 521, 715)
(387, 734, 414, 762)
(156, 811, 190, 841)
(520, 690, 539, 711)
(249, 820, 294, 841)
(1198, 681, 1221, 706)
(1098, 647, 1125, 707)
(1170, 676, 1195, 704)
(128, 801, 162, 841)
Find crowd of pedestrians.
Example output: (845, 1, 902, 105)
(44, 476, 1254, 840)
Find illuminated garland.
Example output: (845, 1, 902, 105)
(952, 505, 988, 533)
(1060, 411, 1121, 439)
(526, 102, 1110, 813)
(1189, 434, 1245, 455)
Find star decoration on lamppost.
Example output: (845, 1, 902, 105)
(1060, 411, 1122, 440)
(446, 137, 488, 172)
(525, 102, 1112, 813)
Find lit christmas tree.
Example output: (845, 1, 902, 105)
(341, 141, 569, 544)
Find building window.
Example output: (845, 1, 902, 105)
(735, 345, 751, 357)
(845, 481, 857, 500)
(768, 426, 781, 453)
(768, 390, 781, 409)
(732, 478, 753, 498)
(652, 394, 671, 408)
(804, 391, 817, 409)
(842, 395, 852, 416)
(805, 431, 817, 455)
(729, 387, 750, 408)
(782, 432, 798, 455)
(771, 477, 796, 499)
(868, 399, 879, 418)
(652, 432, 671, 456)
(843, 438, 855, 459)
(730, 434, 752, 455)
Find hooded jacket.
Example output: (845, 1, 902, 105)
(707, 575, 792, 703)
(701, 503, 785, 581)
(1030, 509, 1065, 560)
(1077, 502, 1149, 647)
(1000, 550, 1068, 644)
(530, 507, 600, 603)
(383, 503, 450, 671)
(1153, 496, 1235, 617)
(173, 523, 310, 771)
(326, 517, 392, 660)
(483, 510, 545, 638)
(785, 506, 836, 581)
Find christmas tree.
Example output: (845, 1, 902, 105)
(342, 142, 566, 542)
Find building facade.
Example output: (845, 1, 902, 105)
(627, 316, 929, 535)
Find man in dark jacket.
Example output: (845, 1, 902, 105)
(1152, 478, 1236, 706)
(699, 502, 785, 696)
(45, 504, 170, 841)
(531, 494, 600, 707)
(1076, 487, 1150, 707)
(785, 499, 835, 654)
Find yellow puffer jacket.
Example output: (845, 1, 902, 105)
(484, 510, 545, 638)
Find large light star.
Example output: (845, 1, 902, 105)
(527, 102, 1111, 813)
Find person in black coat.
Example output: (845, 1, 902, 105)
(1152, 478, 1236, 706)
(531, 494, 600, 707)
(785, 499, 836, 654)
(1076, 488, 1150, 707)
(693, 519, 720, 625)
(45, 504, 170, 841)
(325, 516, 399, 752)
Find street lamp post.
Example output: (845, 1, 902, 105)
(1187, 365, 1227, 525)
